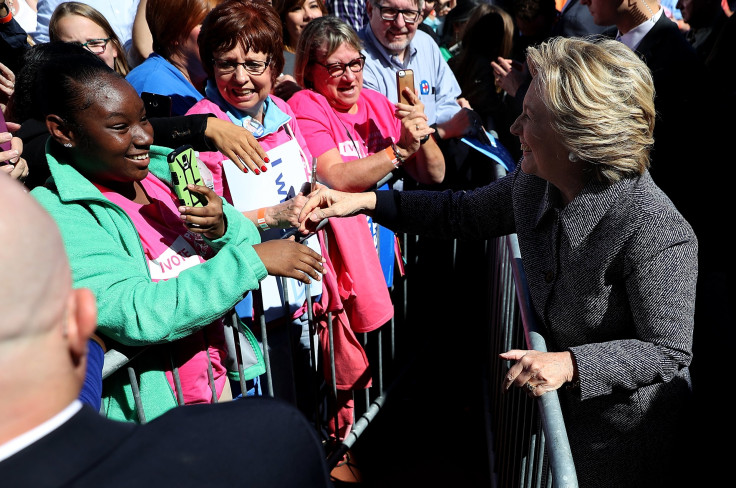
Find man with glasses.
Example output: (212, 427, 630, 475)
(360, 0, 476, 160)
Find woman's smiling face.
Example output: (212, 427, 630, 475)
(309, 42, 364, 113)
(68, 75, 154, 185)
(510, 76, 568, 183)
(213, 44, 272, 121)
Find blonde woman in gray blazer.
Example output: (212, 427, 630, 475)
(297, 36, 697, 487)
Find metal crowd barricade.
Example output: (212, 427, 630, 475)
(481, 162, 577, 487)
(483, 233, 578, 488)
(100, 161, 577, 486)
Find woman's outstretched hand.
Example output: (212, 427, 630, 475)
(178, 184, 226, 239)
(297, 186, 377, 234)
(253, 238, 325, 284)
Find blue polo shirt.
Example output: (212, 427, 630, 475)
(359, 25, 462, 125)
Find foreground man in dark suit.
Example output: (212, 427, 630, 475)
(0, 175, 333, 488)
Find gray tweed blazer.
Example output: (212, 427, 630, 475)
(374, 168, 698, 487)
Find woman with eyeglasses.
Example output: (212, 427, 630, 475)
(290, 15, 443, 194)
(188, 2, 396, 440)
(48, 1, 130, 76)
(289, 15, 443, 285)
(288, 15, 443, 441)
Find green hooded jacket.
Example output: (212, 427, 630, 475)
(31, 144, 268, 422)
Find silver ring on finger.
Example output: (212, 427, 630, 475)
(524, 382, 536, 392)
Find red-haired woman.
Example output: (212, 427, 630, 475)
(126, 0, 222, 115)
(187, 0, 393, 435)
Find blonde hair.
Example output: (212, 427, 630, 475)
(526, 36, 656, 184)
(294, 16, 363, 89)
(48, 1, 130, 76)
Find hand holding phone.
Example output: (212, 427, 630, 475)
(396, 69, 415, 105)
(168, 145, 207, 208)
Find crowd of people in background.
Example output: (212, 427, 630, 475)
(1, 0, 734, 485)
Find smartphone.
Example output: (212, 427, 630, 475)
(141, 92, 172, 118)
(168, 145, 207, 208)
(396, 69, 415, 105)
(1, 111, 11, 153)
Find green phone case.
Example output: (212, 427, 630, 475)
(168, 145, 207, 208)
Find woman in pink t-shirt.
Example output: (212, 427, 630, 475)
(288, 15, 445, 192)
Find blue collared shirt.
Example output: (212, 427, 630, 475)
(359, 24, 462, 125)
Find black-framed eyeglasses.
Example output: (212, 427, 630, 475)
(313, 54, 366, 78)
(75, 38, 112, 54)
(213, 57, 271, 76)
(372, 3, 421, 23)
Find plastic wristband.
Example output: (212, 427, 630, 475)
(257, 207, 269, 231)
(384, 144, 404, 169)
(0, 5, 12, 24)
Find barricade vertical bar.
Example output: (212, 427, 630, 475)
(534, 427, 546, 488)
(170, 351, 185, 405)
(281, 276, 295, 378)
(376, 328, 384, 394)
(254, 287, 274, 397)
(305, 289, 322, 430)
(230, 311, 249, 396)
(327, 311, 339, 439)
(127, 366, 146, 424)
(206, 348, 217, 403)
(362, 333, 370, 412)
(507, 234, 578, 487)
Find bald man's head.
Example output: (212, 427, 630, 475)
(0, 176, 97, 436)
(0, 176, 71, 345)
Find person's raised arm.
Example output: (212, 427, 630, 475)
(395, 88, 444, 184)
(129, 0, 153, 67)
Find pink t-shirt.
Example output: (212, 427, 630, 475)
(98, 174, 228, 404)
(288, 88, 401, 162)
(289, 88, 396, 333)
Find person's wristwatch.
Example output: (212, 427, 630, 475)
(429, 123, 442, 142)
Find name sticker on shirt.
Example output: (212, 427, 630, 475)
(148, 235, 203, 281)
